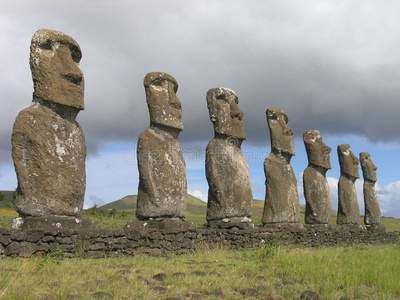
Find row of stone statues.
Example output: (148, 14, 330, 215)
(11, 29, 382, 230)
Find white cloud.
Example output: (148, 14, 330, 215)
(189, 189, 208, 202)
(85, 195, 105, 209)
(376, 181, 400, 218)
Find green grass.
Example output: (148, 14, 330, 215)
(381, 217, 400, 232)
(0, 244, 399, 299)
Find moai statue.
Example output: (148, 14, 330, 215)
(261, 108, 302, 230)
(135, 72, 190, 229)
(205, 88, 253, 229)
(360, 152, 382, 229)
(11, 29, 93, 229)
(337, 144, 360, 226)
(303, 130, 333, 227)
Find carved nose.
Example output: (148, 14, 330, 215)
(168, 83, 181, 109)
(230, 103, 244, 120)
(324, 145, 332, 154)
(58, 45, 83, 84)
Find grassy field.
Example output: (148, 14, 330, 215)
(0, 192, 399, 299)
(0, 244, 399, 299)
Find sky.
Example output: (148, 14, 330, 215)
(1, 0, 399, 218)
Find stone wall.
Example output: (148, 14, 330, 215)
(1, 227, 398, 258)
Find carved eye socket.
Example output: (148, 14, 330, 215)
(39, 40, 53, 51)
(150, 79, 163, 91)
(269, 113, 278, 120)
(216, 94, 227, 101)
(70, 45, 82, 63)
(153, 79, 162, 86)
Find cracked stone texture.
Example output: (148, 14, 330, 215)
(12, 29, 86, 217)
(262, 108, 300, 224)
(205, 88, 252, 222)
(136, 72, 187, 220)
(337, 144, 360, 225)
(303, 130, 332, 224)
(360, 152, 381, 225)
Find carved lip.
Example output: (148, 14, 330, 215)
(62, 73, 83, 85)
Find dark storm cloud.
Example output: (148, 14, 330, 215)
(1, 0, 400, 165)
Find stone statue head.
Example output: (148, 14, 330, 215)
(206, 87, 246, 140)
(337, 144, 359, 179)
(303, 130, 332, 169)
(30, 29, 84, 109)
(266, 107, 295, 156)
(360, 152, 377, 182)
(144, 72, 183, 132)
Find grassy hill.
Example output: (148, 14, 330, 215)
(97, 194, 208, 215)
(100, 195, 138, 211)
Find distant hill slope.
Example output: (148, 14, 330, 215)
(98, 194, 208, 216)
(98, 195, 307, 218)
(100, 195, 137, 211)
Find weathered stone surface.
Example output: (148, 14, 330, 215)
(360, 152, 381, 225)
(365, 224, 386, 232)
(262, 108, 301, 225)
(11, 217, 24, 229)
(153, 273, 167, 281)
(0, 232, 11, 246)
(30, 29, 84, 109)
(262, 223, 304, 232)
(136, 72, 187, 220)
(5, 241, 39, 257)
(306, 224, 336, 231)
(12, 29, 86, 218)
(241, 288, 258, 296)
(0, 227, 398, 258)
(268, 295, 285, 300)
(337, 144, 360, 225)
(208, 218, 254, 230)
(205, 88, 252, 223)
(299, 290, 320, 299)
(20, 216, 96, 230)
(303, 130, 332, 224)
(125, 218, 193, 230)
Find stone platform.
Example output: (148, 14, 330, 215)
(13, 216, 97, 230)
(0, 224, 398, 258)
